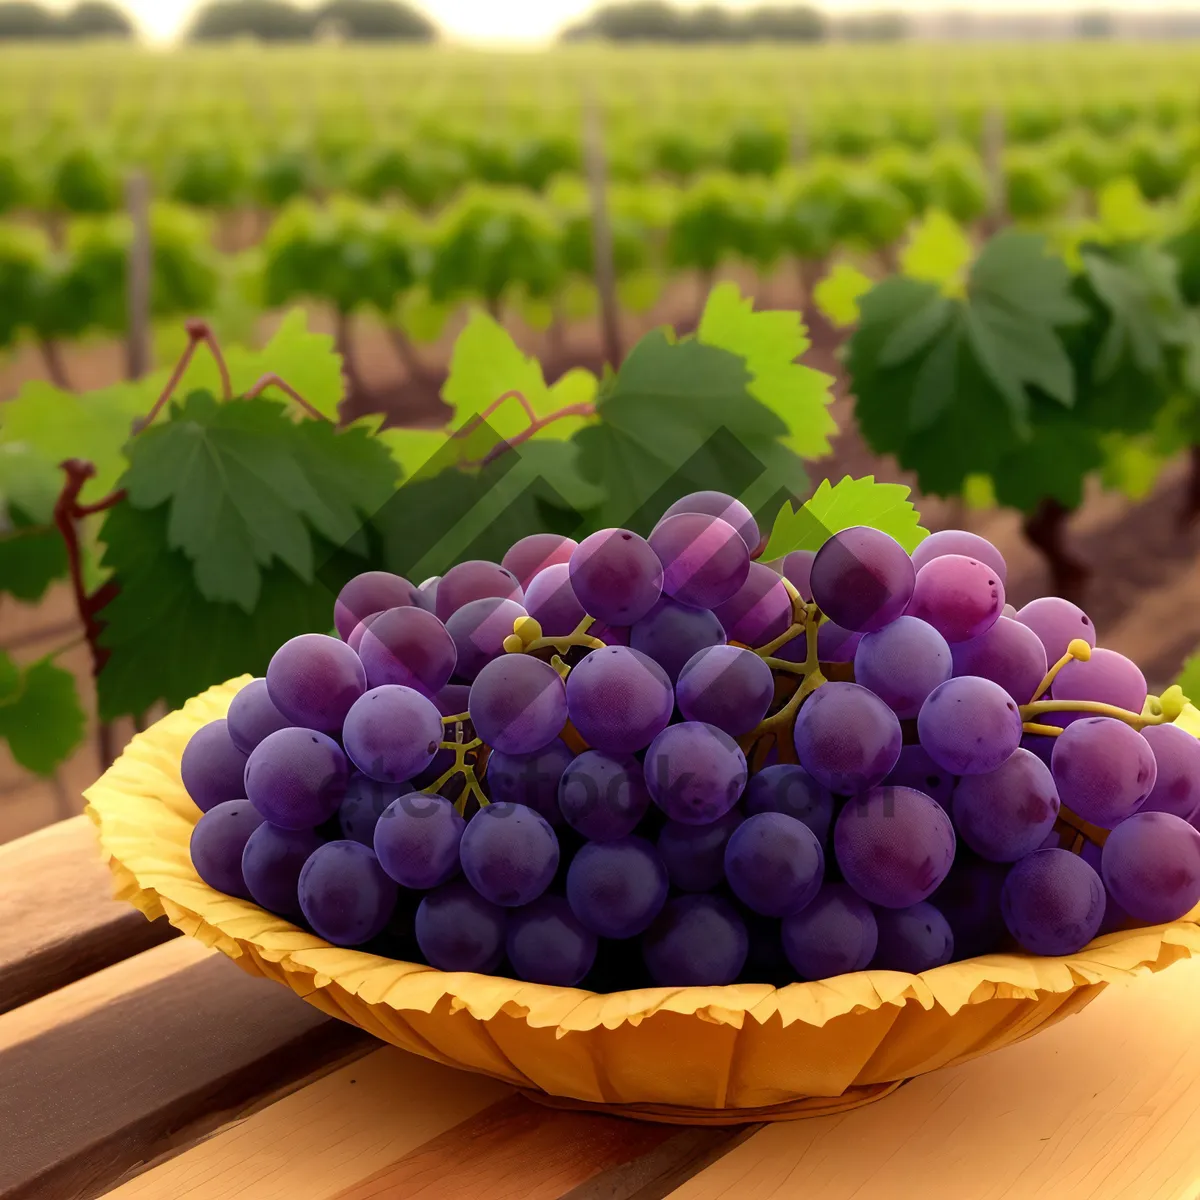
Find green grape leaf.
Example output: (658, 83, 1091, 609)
(1098, 432, 1168, 501)
(990, 399, 1105, 512)
(0, 651, 20, 703)
(813, 262, 873, 329)
(0, 655, 86, 776)
(375, 424, 460, 481)
(696, 282, 838, 460)
(762, 475, 928, 560)
(1176, 652, 1200, 708)
(0, 442, 68, 601)
(899, 209, 973, 295)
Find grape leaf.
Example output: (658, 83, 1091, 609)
(696, 282, 838, 460)
(0, 441, 68, 601)
(375, 423, 460, 481)
(1176, 653, 1200, 708)
(813, 262, 873, 329)
(899, 209, 973, 296)
(762, 475, 928, 560)
(0, 655, 86, 776)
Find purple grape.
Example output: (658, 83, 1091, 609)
(415, 880, 506, 973)
(181, 719, 249, 813)
(793, 682, 902, 793)
(486, 739, 574, 827)
(1139, 723, 1200, 821)
(226, 680, 292, 755)
(241, 824, 323, 917)
(810, 526, 915, 633)
(374, 792, 465, 889)
(445, 597, 528, 682)
(951, 615, 1048, 705)
(781, 883, 878, 980)
(416, 576, 440, 613)
(644, 721, 748, 825)
(1051, 717, 1157, 827)
(334, 571, 419, 641)
(265, 633, 366, 733)
(1015, 596, 1096, 664)
(872, 902, 955, 973)
(502, 533, 578, 589)
(712, 562, 793, 647)
(642, 895, 749, 986)
(569, 528, 663, 625)
(1001, 848, 1104, 955)
(459, 802, 559, 906)
(342, 685, 443, 784)
(952, 748, 1060, 862)
(656, 808, 743, 891)
(917, 676, 1022, 775)
(564, 645, 673, 755)
(930, 855, 1010, 959)
(506, 894, 597, 986)
(659, 491, 759, 554)
(1101, 811, 1200, 924)
(190, 799, 265, 898)
(911, 530, 1007, 584)
(435, 559, 523, 622)
(1050, 649, 1147, 729)
(778, 549, 815, 600)
(521, 563, 585, 637)
(853, 615, 952, 719)
(347, 611, 384, 654)
(244, 728, 350, 829)
(675, 644, 774, 736)
(649, 513, 750, 610)
(909, 554, 1004, 644)
(298, 840, 398, 946)
(835, 787, 956, 908)
(725, 812, 825, 917)
(558, 750, 651, 841)
(435, 682, 472, 717)
(469, 654, 568, 755)
(339, 776, 414, 845)
(588, 619, 630, 647)
(566, 836, 668, 938)
(356, 606, 457, 695)
(743, 763, 835, 840)
(629, 597, 726, 683)
(816, 618, 862, 663)
(883, 744, 955, 810)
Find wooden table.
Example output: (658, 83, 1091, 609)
(5, 816, 1200, 1200)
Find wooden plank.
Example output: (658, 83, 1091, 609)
(668, 955, 1200, 1200)
(0, 814, 177, 1014)
(0, 938, 375, 1200)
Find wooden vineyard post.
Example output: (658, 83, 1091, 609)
(582, 87, 622, 371)
(124, 170, 152, 382)
(982, 104, 1007, 233)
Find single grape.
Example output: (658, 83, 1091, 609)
(1102, 811, 1200, 924)
(1076, 840, 1133, 935)
(416, 576, 440, 613)
(712, 562, 792, 647)
(835, 787, 956, 908)
(558, 750, 651, 841)
(347, 611, 384, 654)
(951, 615, 1048, 705)
(675, 644, 774, 736)
(883, 744, 955, 810)
(521, 563, 585, 638)
(815, 618, 862, 663)
(415, 880, 506, 973)
(853, 615, 952, 719)
(226, 679, 292, 755)
(298, 841, 398, 946)
(265, 633, 366, 733)
(644, 721, 748, 825)
(725, 812, 824, 918)
(1051, 717, 1157, 827)
(872, 902, 955, 973)
(435, 559, 523, 622)
(952, 748, 1061, 862)
(781, 883, 878, 980)
(569, 528, 663, 625)
(917, 676, 1022, 775)
(459, 802, 559, 906)
(356, 606, 457, 695)
(1139, 723, 1200, 822)
(908, 554, 1004, 644)
(469, 654, 568, 755)
(374, 791, 465, 889)
(502, 533, 578, 589)
(659, 490, 759, 554)
(1001, 848, 1104, 956)
(241, 824, 323, 917)
(486, 739, 574, 827)
(334, 571, 419, 641)
(566, 836, 669, 939)
(642, 895, 749, 986)
(929, 855, 1011, 959)
(343, 685, 443, 784)
(244, 728, 350, 829)
(743, 763, 835, 841)
(656, 808, 743, 891)
(649, 512, 750, 610)
(339, 776, 414, 846)
(506, 894, 597, 986)
(793, 682, 902, 794)
(564, 645, 673, 755)
(190, 800, 265, 898)
(445, 596, 528, 682)
(911, 529, 1007, 584)
(810, 526, 915, 633)
(629, 597, 726, 683)
(1015, 596, 1096, 665)
(1049, 649, 1147, 729)
(181, 719, 249, 813)
(778, 549, 815, 600)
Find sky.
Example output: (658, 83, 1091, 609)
(43, 0, 1200, 46)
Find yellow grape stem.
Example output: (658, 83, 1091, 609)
(1018, 699, 1172, 732)
(1027, 638, 1094, 704)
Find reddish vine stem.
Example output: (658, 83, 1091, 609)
(245, 373, 330, 421)
(452, 390, 537, 441)
(133, 318, 233, 433)
(471, 402, 597, 469)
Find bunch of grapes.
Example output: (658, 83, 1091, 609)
(182, 494, 1200, 990)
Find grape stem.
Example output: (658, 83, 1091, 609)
(454, 386, 597, 470)
(133, 318, 233, 433)
(244, 373, 330, 422)
(1019, 700, 1170, 731)
(515, 615, 607, 657)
